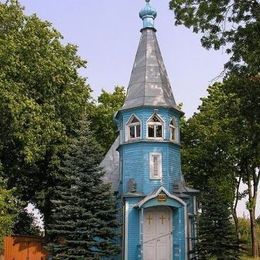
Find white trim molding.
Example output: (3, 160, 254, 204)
(124, 201, 129, 260)
(146, 113, 165, 140)
(134, 186, 186, 208)
(149, 152, 162, 179)
(125, 114, 142, 142)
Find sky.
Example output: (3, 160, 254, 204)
(18, 0, 229, 118)
(18, 0, 259, 218)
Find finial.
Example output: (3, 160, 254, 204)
(139, 0, 157, 30)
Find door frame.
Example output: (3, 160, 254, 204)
(142, 206, 173, 260)
(135, 187, 188, 260)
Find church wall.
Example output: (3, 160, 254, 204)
(118, 107, 182, 196)
(172, 207, 187, 260)
(168, 144, 182, 191)
(124, 197, 141, 260)
(121, 142, 181, 195)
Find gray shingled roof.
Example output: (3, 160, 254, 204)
(101, 137, 120, 191)
(121, 28, 178, 111)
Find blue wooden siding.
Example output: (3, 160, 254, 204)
(120, 142, 181, 194)
(115, 106, 194, 260)
(117, 107, 181, 143)
(125, 198, 141, 260)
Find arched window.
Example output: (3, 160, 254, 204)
(170, 117, 177, 141)
(147, 114, 163, 139)
(127, 115, 141, 140)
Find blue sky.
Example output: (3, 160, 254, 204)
(16, 0, 259, 217)
(19, 0, 229, 118)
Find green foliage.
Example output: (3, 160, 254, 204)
(222, 74, 260, 176)
(0, 170, 19, 252)
(223, 73, 260, 257)
(182, 78, 260, 256)
(89, 86, 126, 152)
(238, 218, 260, 256)
(239, 218, 251, 243)
(169, 0, 260, 255)
(181, 83, 237, 198)
(257, 217, 260, 226)
(197, 182, 240, 259)
(46, 122, 120, 259)
(0, 1, 91, 221)
(12, 208, 42, 236)
(181, 83, 243, 258)
(169, 0, 260, 73)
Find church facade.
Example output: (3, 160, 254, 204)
(101, 1, 198, 259)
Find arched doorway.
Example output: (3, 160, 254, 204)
(143, 206, 172, 260)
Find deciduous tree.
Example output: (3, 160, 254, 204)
(169, 0, 260, 256)
(0, 164, 19, 252)
(169, 0, 260, 73)
(181, 83, 242, 258)
(182, 80, 259, 257)
(89, 86, 126, 152)
(223, 74, 260, 257)
(0, 0, 91, 224)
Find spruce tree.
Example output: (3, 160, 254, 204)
(46, 123, 119, 259)
(197, 182, 240, 259)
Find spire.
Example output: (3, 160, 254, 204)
(139, 0, 157, 29)
(121, 2, 179, 112)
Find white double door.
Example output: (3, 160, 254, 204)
(143, 207, 172, 260)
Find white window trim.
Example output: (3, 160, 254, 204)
(149, 152, 162, 179)
(125, 114, 141, 141)
(169, 117, 178, 142)
(146, 114, 164, 140)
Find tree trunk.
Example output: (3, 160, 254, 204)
(232, 208, 239, 240)
(249, 208, 258, 257)
(247, 171, 259, 258)
(232, 176, 241, 241)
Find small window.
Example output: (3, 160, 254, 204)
(127, 115, 141, 140)
(147, 114, 163, 139)
(170, 118, 177, 141)
(150, 153, 162, 179)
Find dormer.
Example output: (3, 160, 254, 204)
(147, 113, 164, 139)
(126, 114, 141, 141)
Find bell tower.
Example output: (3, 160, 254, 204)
(102, 1, 199, 259)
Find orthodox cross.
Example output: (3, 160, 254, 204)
(160, 215, 166, 224)
(146, 215, 153, 225)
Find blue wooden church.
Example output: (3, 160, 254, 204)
(101, 1, 199, 259)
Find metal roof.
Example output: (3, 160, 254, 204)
(121, 28, 178, 111)
(100, 136, 120, 191)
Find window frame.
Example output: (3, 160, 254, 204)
(126, 114, 141, 141)
(147, 114, 164, 140)
(149, 152, 162, 179)
(169, 117, 177, 141)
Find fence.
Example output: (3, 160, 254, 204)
(4, 236, 48, 260)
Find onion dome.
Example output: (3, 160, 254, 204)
(139, 0, 157, 29)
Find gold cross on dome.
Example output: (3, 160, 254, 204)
(160, 215, 166, 224)
(146, 215, 153, 225)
